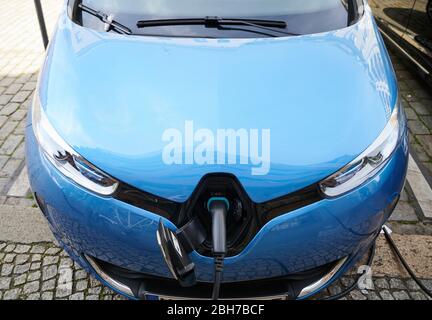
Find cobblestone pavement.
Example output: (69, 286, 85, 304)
(394, 52, 432, 176)
(0, 1, 431, 300)
(0, 241, 430, 300)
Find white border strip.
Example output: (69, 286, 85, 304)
(7, 165, 30, 197)
(407, 155, 432, 219)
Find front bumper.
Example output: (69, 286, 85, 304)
(26, 123, 409, 299)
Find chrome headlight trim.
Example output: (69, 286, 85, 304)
(32, 94, 118, 196)
(319, 99, 405, 198)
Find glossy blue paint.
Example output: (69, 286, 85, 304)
(35, 6, 397, 203)
(26, 121, 409, 283)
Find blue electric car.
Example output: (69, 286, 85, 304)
(26, 0, 409, 300)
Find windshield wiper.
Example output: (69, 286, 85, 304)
(78, 4, 132, 35)
(137, 17, 299, 36)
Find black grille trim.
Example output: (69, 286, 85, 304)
(113, 174, 323, 255)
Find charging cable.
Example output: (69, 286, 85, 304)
(319, 225, 432, 300)
(382, 226, 432, 298)
(207, 198, 229, 300)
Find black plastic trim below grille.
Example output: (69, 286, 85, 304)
(90, 255, 337, 300)
(113, 174, 323, 256)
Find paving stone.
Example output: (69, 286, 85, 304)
(3, 288, 21, 300)
(76, 279, 88, 291)
(409, 120, 429, 134)
(328, 285, 342, 296)
(4, 84, 23, 95)
(4, 244, 15, 253)
(27, 270, 41, 281)
(42, 265, 58, 280)
(0, 78, 14, 87)
(59, 257, 73, 268)
(70, 292, 84, 300)
(0, 243, 6, 251)
(389, 278, 407, 290)
(45, 247, 61, 255)
(366, 292, 381, 300)
(41, 279, 56, 291)
(1, 263, 13, 276)
(374, 278, 389, 289)
(23, 281, 40, 294)
(393, 291, 410, 300)
(0, 134, 23, 155)
(379, 290, 395, 300)
(0, 158, 21, 177)
(405, 108, 418, 120)
(15, 254, 30, 265)
(30, 245, 45, 254)
(10, 109, 27, 122)
(85, 295, 100, 300)
(88, 287, 102, 295)
(14, 263, 30, 274)
(13, 274, 27, 286)
(4, 253, 15, 263)
(30, 262, 41, 271)
(349, 290, 366, 300)
(43, 255, 59, 266)
(90, 278, 100, 287)
(102, 287, 114, 295)
(41, 292, 53, 300)
(31, 254, 41, 262)
(0, 102, 19, 116)
(417, 135, 432, 157)
(423, 279, 432, 291)
(405, 279, 421, 291)
(412, 143, 430, 162)
(421, 115, 432, 129)
(409, 291, 428, 300)
(340, 277, 355, 288)
(411, 101, 431, 115)
(55, 285, 72, 298)
(390, 201, 418, 222)
(26, 293, 41, 300)
(11, 91, 31, 103)
(0, 94, 13, 105)
(74, 269, 87, 280)
(0, 277, 11, 290)
(13, 244, 31, 254)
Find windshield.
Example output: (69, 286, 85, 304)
(75, 0, 351, 38)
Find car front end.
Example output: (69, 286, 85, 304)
(26, 0, 409, 299)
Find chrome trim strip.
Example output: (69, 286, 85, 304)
(379, 28, 430, 75)
(85, 255, 134, 297)
(297, 257, 348, 298)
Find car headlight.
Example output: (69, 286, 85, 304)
(32, 95, 118, 196)
(319, 99, 405, 198)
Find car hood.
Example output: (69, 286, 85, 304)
(37, 9, 397, 203)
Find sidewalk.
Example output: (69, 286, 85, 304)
(0, 1, 431, 300)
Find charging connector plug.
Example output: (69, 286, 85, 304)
(207, 198, 229, 300)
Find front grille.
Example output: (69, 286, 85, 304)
(113, 173, 323, 256)
(88, 255, 338, 300)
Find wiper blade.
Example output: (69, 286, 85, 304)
(137, 17, 299, 36)
(78, 4, 132, 35)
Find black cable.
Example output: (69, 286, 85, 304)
(318, 225, 432, 300)
(212, 254, 225, 300)
(382, 227, 432, 298)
